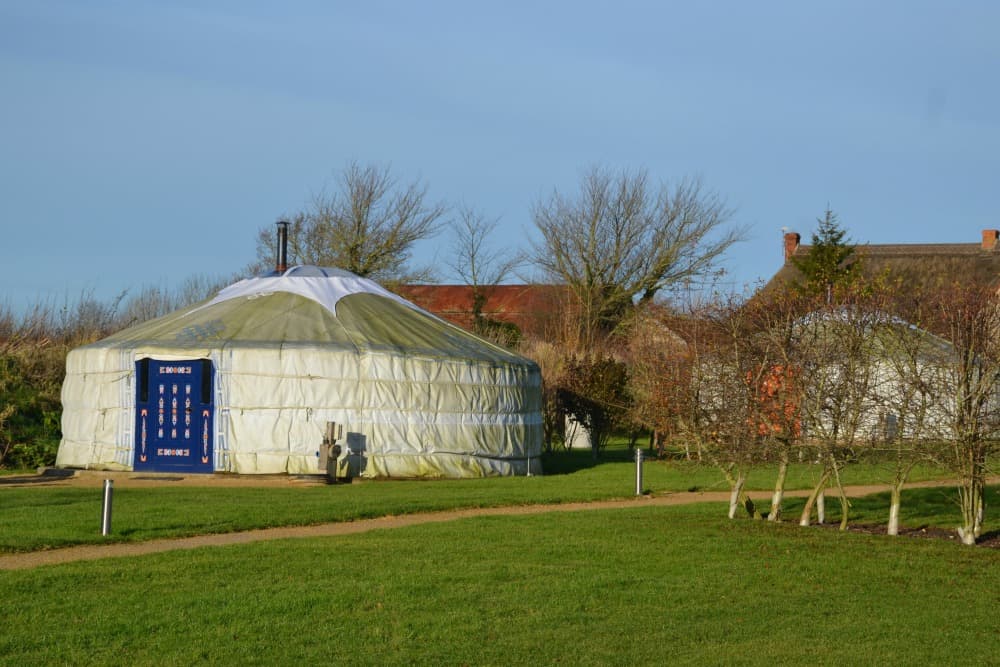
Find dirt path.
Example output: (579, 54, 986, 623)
(2, 475, 979, 571)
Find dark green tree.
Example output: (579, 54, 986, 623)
(791, 209, 857, 302)
(557, 355, 630, 460)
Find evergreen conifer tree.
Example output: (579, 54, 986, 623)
(791, 209, 856, 302)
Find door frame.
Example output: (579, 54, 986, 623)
(133, 357, 215, 473)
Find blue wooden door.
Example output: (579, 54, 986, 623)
(134, 358, 214, 473)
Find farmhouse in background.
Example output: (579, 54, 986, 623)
(758, 228, 1000, 444)
(771, 228, 1000, 290)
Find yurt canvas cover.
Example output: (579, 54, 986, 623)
(57, 267, 543, 477)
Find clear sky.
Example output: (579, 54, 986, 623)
(2, 1, 998, 310)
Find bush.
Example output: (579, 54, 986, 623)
(5, 438, 59, 469)
(558, 355, 630, 458)
(0, 349, 64, 469)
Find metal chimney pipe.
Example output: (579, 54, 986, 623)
(275, 220, 289, 273)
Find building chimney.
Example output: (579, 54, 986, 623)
(275, 220, 289, 273)
(783, 231, 801, 262)
(982, 229, 999, 251)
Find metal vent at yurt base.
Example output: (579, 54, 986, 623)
(56, 223, 543, 478)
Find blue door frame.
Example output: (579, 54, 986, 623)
(134, 358, 214, 473)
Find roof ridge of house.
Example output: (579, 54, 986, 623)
(794, 242, 987, 255)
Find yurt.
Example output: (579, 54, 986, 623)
(57, 264, 543, 478)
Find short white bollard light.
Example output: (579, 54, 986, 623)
(101, 479, 114, 536)
(635, 447, 644, 496)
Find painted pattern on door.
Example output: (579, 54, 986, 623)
(134, 358, 214, 473)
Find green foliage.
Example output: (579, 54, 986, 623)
(1, 503, 998, 665)
(5, 439, 59, 470)
(558, 355, 631, 457)
(473, 315, 522, 349)
(539, 382, 564, 452)
(1, 442, 58, 473)
(791, 208, 858, 299)
(0, 350, 63, 469)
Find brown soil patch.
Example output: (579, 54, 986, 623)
(1, 470, 996, 570)
(815, 520, 1000, 548)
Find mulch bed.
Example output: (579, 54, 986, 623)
(814, 522, 1000, 548)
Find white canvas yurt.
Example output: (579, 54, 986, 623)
(57, 265, 543, 478)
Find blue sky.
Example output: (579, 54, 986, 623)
(2, 1, 998, 310)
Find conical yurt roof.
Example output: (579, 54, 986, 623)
(94, 265, 530, 364)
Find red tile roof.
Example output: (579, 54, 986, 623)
(393, 284, 569, 337)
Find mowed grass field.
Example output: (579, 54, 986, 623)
(0, 452, 963, 553)
(2, 453, 998, 665)
(2, 502, 999, 665)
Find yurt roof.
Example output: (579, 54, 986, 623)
(91, 266, 533, 364)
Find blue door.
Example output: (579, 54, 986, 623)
(134, 358, 214, 473)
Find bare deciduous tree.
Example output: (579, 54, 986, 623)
(530, 166, 741, 348)
(447, 205, 524, 341)
(682, 296, 767, 520)
(922, 283, 1000, 545)
(795, 291, 889, 531)
(254, 161, 446, 283)
(869, 287, 949, 536)
(624, 303, 691, 458)
(447, 205, 523, 289)
(739, 287, 818, 522)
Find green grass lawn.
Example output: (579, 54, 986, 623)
(2, 502, 998, 666)
(2, 452, 997, 664)
(0, 452, 969, 554)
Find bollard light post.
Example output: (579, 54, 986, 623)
(635, 447, 644, 496)
(101, 479, 114, 536)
